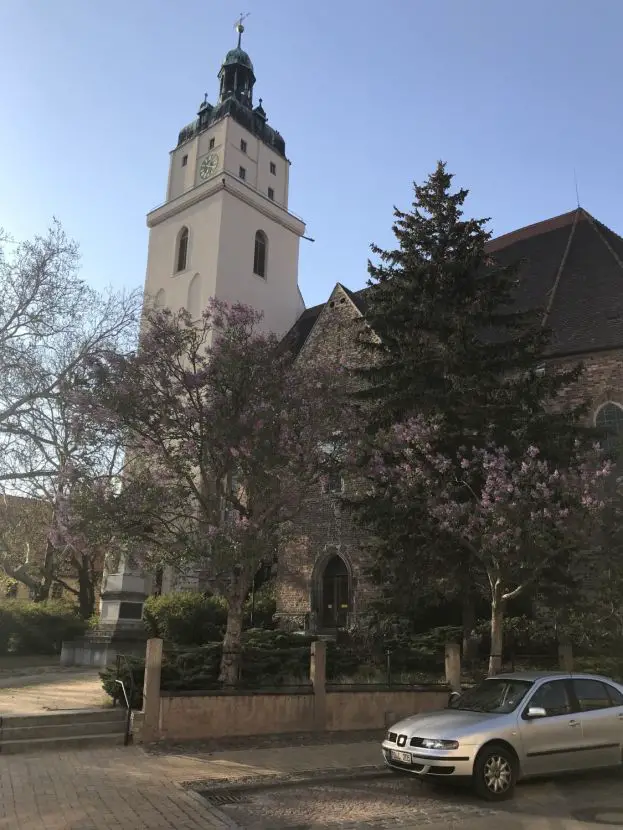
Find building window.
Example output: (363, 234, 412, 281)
(267, 187, 274, 201)
(325, 470, 343, 494)
(240, 139, 247, 153)
(270, 162, 276, 175)
(51, 582, 63, 600)
(209, 137, 215, 149)
(239, 166, 246, 181)
(182, 154, 188, 167)
(187, 273, 201, 319)
(253, 230, 267, 278)
(175, 226, 189, 273)
(596, 402, 623, 454)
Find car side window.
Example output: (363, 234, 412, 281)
(572, 679, 612, 712)
(605, 684, 623, 707)
(528, 680, 572, 717)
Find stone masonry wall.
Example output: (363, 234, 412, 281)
(276, 285, 375, 630)
(277, 280, 623, 630)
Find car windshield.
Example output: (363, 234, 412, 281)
(449, 678, 533, 714)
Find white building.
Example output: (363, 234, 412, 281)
(143, 22, 306, 338)
(142, 23, 306, 594)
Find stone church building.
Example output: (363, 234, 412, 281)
(141, 25, 623, 631)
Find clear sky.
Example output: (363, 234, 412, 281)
(1, 0, 622, 309)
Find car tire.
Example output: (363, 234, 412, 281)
(473, 743, 518, 801)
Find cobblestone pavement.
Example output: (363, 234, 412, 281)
(0, 668, 105, 713)
(197, 767, 623, 830)
(3, 736, 623, 828)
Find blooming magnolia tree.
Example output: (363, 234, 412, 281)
(365, 416, 612, 674)
(79, 300, 344, 684)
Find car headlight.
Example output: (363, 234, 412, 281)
(421, 738, 459, 750)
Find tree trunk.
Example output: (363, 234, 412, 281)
(218, 580, 248, 686)
(489, 583, 505, 676)
(461, 587, 476, 664)
(77, 560, 96, 619)
(36, 539, 56, 602)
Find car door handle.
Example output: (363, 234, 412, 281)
(568, 719, 581, 727)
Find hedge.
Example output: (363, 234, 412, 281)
(101, 629, 314, 707)
(0, 600, 86, 655)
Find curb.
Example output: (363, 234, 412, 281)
(181, 763, 388, 794)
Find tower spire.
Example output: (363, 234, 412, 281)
(235, 12, 250, 48)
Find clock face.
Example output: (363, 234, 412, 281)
(199, 153, 219, 180)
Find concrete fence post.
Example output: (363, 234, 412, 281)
(558, 640, 573, 672)
(444, 643, 461, 692)
(141, 637, 163, 742)
(310, 640, 327, 731)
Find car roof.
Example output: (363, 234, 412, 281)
(488, 670, 619, 684)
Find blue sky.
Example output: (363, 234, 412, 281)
(1, 0, 621, 309)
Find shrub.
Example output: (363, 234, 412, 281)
(0, 600, 86, 655)
(142, 592, 227, 645)
(243, 585, 276, 630)
(101, 629, 317, 703)
(100, 655, 145, 709)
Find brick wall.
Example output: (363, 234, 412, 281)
(276, 284, 374, 630)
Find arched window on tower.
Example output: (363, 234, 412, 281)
(175, 226, 189, 273)
(154, 288, 166, 309)
(187, 273, 201, 319)
(253, 230, 267, 279)
(596, 402, 623, 455)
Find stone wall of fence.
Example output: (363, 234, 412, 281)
(132, 638, 576, 743)
(133, 639, 455, 743)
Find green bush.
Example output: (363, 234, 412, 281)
(101, 629, 316, 703)
(143, 592, 227, 645)
(243, 586, 276, 630)
(100, 655, 145, 709)
(0, 600, 86, 655)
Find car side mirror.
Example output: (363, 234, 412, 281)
(525, 706, 547, 719)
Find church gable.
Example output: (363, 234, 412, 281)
(296, 283, 365, 372)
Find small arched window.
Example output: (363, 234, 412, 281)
(176, 226, 189, 273)
(187, 273, 201, 319)
(154, 288, 166, 309)
(596, 402, 623, 454)
(253, 230, 267, 279)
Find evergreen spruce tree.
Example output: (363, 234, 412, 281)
(350, 162, 592, 650)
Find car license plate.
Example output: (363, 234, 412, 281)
(390, 750, 412, 764)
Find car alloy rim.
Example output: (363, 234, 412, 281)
(483, 754, 512, 793)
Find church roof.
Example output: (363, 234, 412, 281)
(285, 207, 623, 358)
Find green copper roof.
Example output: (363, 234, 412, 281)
(223, 47, 253, 71)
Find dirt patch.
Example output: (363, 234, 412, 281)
(0, 668, 106, 712)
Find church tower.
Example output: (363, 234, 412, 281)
(143, 20, 306, 337)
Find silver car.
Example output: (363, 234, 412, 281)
(382, 671, 623, 800)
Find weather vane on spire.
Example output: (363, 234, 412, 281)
(234, 12, 250, 47)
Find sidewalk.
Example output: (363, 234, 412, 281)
(0, 738, 383, 830)
(2, 736, 623, 829)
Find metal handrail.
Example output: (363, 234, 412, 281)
(115, 654, 137, 747)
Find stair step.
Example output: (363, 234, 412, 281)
(0, 732, 126, 754)
(3, 718, 128, 741)
(1, 708, 127, 729)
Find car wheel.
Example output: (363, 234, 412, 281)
(473, 744, 518, 801)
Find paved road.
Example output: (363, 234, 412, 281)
(198, 766, 623, 829)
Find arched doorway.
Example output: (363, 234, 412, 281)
(321, 555, 350, 629)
